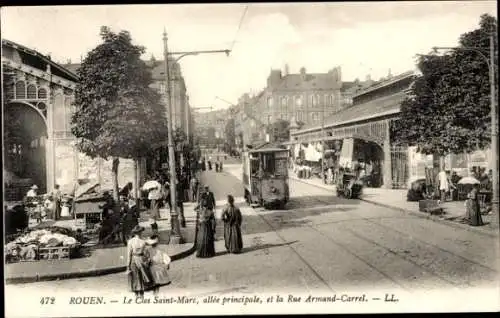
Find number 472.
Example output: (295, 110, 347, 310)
(40, 297, 55, 305)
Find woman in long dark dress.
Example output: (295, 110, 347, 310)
(222, 195, 243, 254)
(466, 184, 484, 226)
(195, 199, 216, 258)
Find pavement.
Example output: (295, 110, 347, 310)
(5, 183, 201, 285)
(286, 171, 498, 236)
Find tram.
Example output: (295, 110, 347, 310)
(242, 142, 290, 209)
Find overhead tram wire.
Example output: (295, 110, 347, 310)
(221, 4, 249, 92)
(213, 4, 249, 116)
(230, 5, 249, 52)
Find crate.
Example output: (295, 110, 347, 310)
(39, 246, 71, 260)
(418, 199, 443, 215)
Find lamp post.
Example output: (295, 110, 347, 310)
(163, 29, 230, 244)
(432, 34, 498, 229)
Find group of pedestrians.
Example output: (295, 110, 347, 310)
(126, 162, 244, 297)
(194, 186, 243, 258)
(199, 156, 224, 173)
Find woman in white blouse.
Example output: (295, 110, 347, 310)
(127, 225, 153, 298)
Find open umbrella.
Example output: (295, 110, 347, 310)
(142, 180, 161, 191)
(458, 176, 480, 185)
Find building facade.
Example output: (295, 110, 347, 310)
(255, 65, 373, 128)
(2, 39, 137, 198)
(233, 65, 373, 146)
(147, 57, 193, 141)
(193, 108, 227, 148)
(290, 71, 416, 189)
(290, 69, 495, 189)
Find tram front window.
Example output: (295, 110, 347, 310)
(262, 153, 276, 175)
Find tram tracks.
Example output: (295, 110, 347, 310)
(313, 196, 498, 274)
(251, 195, 497, 291)
(252, 201, 412, 292)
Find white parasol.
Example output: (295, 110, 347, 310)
(458, 176, 480, 185)
(142, 180, 161, 191)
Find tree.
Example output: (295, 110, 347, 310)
(392, 14, 497, 156)
(267, 119, 291, 142)
(71, 27, 168, 200)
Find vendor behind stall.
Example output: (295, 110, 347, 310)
(26, 185, 38, 198)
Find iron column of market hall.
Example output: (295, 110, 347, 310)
(163, 29, 183, 244)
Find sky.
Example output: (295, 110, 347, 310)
(1, 2, 497, 111)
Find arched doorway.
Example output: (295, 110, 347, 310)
(4, 102, 48, 199)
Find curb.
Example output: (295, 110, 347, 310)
(290, 176, 498, 237)
(5, 243, 197, 285)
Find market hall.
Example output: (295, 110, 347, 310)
(288, 70, 416, 189)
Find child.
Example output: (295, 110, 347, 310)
(145, 235, 171, 294)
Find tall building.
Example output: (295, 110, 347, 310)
(253, 65, 372, 127)
(193, 108, 227, 147)
(147, 56, 192, 141)
(235, 65, 373, 145)
(234, 92, 267, 145)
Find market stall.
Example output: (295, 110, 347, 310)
(73, 183, 108, 230)
(5, 227, 81, 263)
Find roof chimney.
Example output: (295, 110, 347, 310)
(365, 74, 371, 82)
(300, 67, 306, 80)
(284, 63, 289, 76)
(387, 68, 392, 78)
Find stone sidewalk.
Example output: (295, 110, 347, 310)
(289, 172, 498, 236)
(5, 189, 201, 285)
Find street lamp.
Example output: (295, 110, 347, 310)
(432, 34, 498, 229)
(163, 29, 231, 244)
